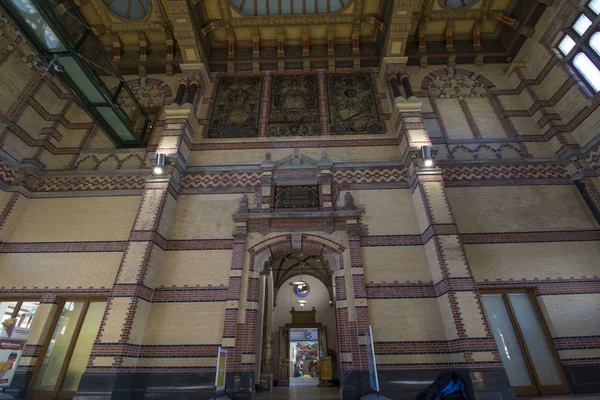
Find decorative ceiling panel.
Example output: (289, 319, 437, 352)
(230, 0, 353, 16)
(103, 0, 151, 20)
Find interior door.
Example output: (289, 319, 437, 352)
(481, 291, 569, 396)
(28, 300, 106, 400)
(278, 327, 290, 386)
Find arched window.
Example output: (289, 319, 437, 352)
(556, 0, 600, 92)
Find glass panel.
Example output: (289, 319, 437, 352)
(15, 301, 38, 329)
(574, 53, 600, 91)
(96, 106, 136, 141)
(32, 302, 85, 391)
(573, 14, 592, 36)
(558, 34, 576, 55)
(590, 0, 600, 14)
(8, 0, 66, 52)
(61, 302, 106, 391)
(0, 302, 17, 324)
(509, 294, 564, 386)
(591, 32, 600, 56)
(61, 56, 106, 103)
(482, 294, 533, 387)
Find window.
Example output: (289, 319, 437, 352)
(1, 300, 39, 333)
(481, 290, 569, 396)
(556, 0, 600, 92)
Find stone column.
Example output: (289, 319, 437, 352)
(76, 104, 198, 398)
(401, 74, 415, 100)
(174, 77, 188, 105)
(184, 77, 199, 105)
(389, 73, 403, 100)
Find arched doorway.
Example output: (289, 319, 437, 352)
(248, 234, 345, 399)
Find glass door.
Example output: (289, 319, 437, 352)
(481, 290, 569, 396)
(28, 300, 106, 400)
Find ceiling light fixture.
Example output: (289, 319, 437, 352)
(421, 145, 434, 168)
(153, 153, 166, 175)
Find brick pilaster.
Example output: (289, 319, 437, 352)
(84, 104, 196, 376)
(410, 170, 501, 369)
(258, 75, 271, 137)
(317, 73, 330, 135)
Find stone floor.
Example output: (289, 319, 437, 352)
(255, 377, 341, 400)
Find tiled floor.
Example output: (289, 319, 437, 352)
(255, 377, 341, 400)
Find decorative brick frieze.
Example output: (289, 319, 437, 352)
(478, 278, 600, 296)
(332, 168, 408, 185)
(35, 175, 146, 192)
(554, 336, 600, 352)
(365, 282, 436, 298)
(152, 286, 229, 302)
(461, 230, 600, 244)
(73, 152, 150, 171)
(360, 234, 422, 247)
(165, 239, 233, 250)
(181, 172, 261, 189)
(0, 288, 111, 296)
(0, 241, 128, 253)
(441, 164, 570, 182)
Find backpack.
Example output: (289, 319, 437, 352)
(417, 373, 469, 400)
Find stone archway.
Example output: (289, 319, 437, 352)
(247, 233, 345, 380)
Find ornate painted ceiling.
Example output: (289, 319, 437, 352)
(73, 0, 548, 75)
(230, 0, 353, 15)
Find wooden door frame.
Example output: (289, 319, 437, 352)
(481, 288, 570, 396)
(26, 297, 107, 400)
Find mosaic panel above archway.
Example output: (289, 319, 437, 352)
(209, 74, 382, 138)
(208, 77, 262, 138)
(269, 75, 319, 137)
(327, 74, 382, 135)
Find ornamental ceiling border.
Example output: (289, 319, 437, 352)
(419, 0, 494, 20)
(91, 0, 168, 32)
(214, 0, 367, 27)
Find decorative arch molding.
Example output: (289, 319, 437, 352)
(123, 77, 173, 108)
(247, 233, 346, 304)
(420, 67, 497, 99)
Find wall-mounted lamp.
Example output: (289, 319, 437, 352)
(153, 153, 166, 175)
(297, 300, 307, 308)
(421, 145, 434, 168)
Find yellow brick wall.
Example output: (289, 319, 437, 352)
(538, 294, 600, 337)
(467, 242, 600, 281)
(142, 302, 226, 345)
(368, 298, 447, 341)
(363, 246, 432, 283)
(447, 185, 597, 233)
(7, 196, 141, 242)
(0, 252, 122, 289)
(350, 189, 420, 235)
(157, 250, 232, 287)
(170, 194, 240, 239)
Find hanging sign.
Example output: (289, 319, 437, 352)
(273, 185, 319, 209)
(215, 347, 227, 393)
(366, 325, 379, 392)
(0, 339, 25, 388)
